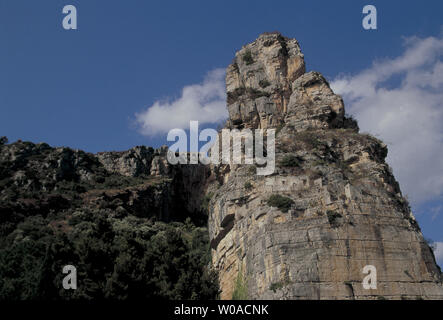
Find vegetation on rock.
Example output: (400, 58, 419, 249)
(242, 50, 254, 65)
(266, 194, 294, 213)
(279, 154, 302, 167)
(0, 139, 219, 300)
(231, 268, 248, 300)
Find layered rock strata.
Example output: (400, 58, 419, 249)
(207, 32, 443, 300)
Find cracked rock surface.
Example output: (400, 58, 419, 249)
(208, 32, 443, 300)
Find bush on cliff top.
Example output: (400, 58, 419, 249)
(232, 268, 248, 300)
(242, 50, 254, 65)
(279, 154, 302, 167)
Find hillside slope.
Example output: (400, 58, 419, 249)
(0, 138, 218, 299)
(206, 32, 443, 300)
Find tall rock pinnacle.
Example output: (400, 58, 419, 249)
(226, 32, 346, 132)
(207, 32, 443, 300)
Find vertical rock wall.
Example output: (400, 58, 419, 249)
(208, 32, 443, 300)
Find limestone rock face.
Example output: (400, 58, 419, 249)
(97, 146, 210, 216)
(96, 146, 156, 177)
(208, 33, 443, 300)
(226, 32, 305, 129)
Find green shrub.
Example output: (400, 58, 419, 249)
(269, 282, 284, 292)
(296, 132, 323, 149)
(242, 50, 254, 65)
(280, 154, 302, 167)
(259, 80, 270, 88)
(246, 88, 270, 99)
(269, 280, 291, 292)
(344, 113, 359, 130)
(244, 182, 253, 190)
(200, 192, 214, 213)
(267, 194, 294, 213)
(227, 87, 246, 103)
(327, 210, 342, 228)
(232, 268, 248, 300)
(336, 160, 352, 176)
(313, 159, 328, 167)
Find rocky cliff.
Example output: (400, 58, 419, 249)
(207, 32, 443, 299)
(0, 140, 217, 299)
(1, 32, 442, 300)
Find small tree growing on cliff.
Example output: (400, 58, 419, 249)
(232, 267, 248, 300)
(267, 194, 294, 213)
(279, 154, 302, 167)
(0, 136, 7, 145)
(242, 50, 254, 65)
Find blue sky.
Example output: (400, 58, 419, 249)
(1, 0, 443, 265)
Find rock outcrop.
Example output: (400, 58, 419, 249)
(207, 32, 443, 300)
(0, 140, 218, 300)
(226, 32, 305, 130)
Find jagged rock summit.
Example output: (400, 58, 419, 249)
(226, 32, 347, 132)
(207, 32, 443, 299)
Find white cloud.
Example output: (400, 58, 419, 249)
(331, 35, 443, 204)
(434, 242, 443, 268)
(136, 68, 228, 136)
